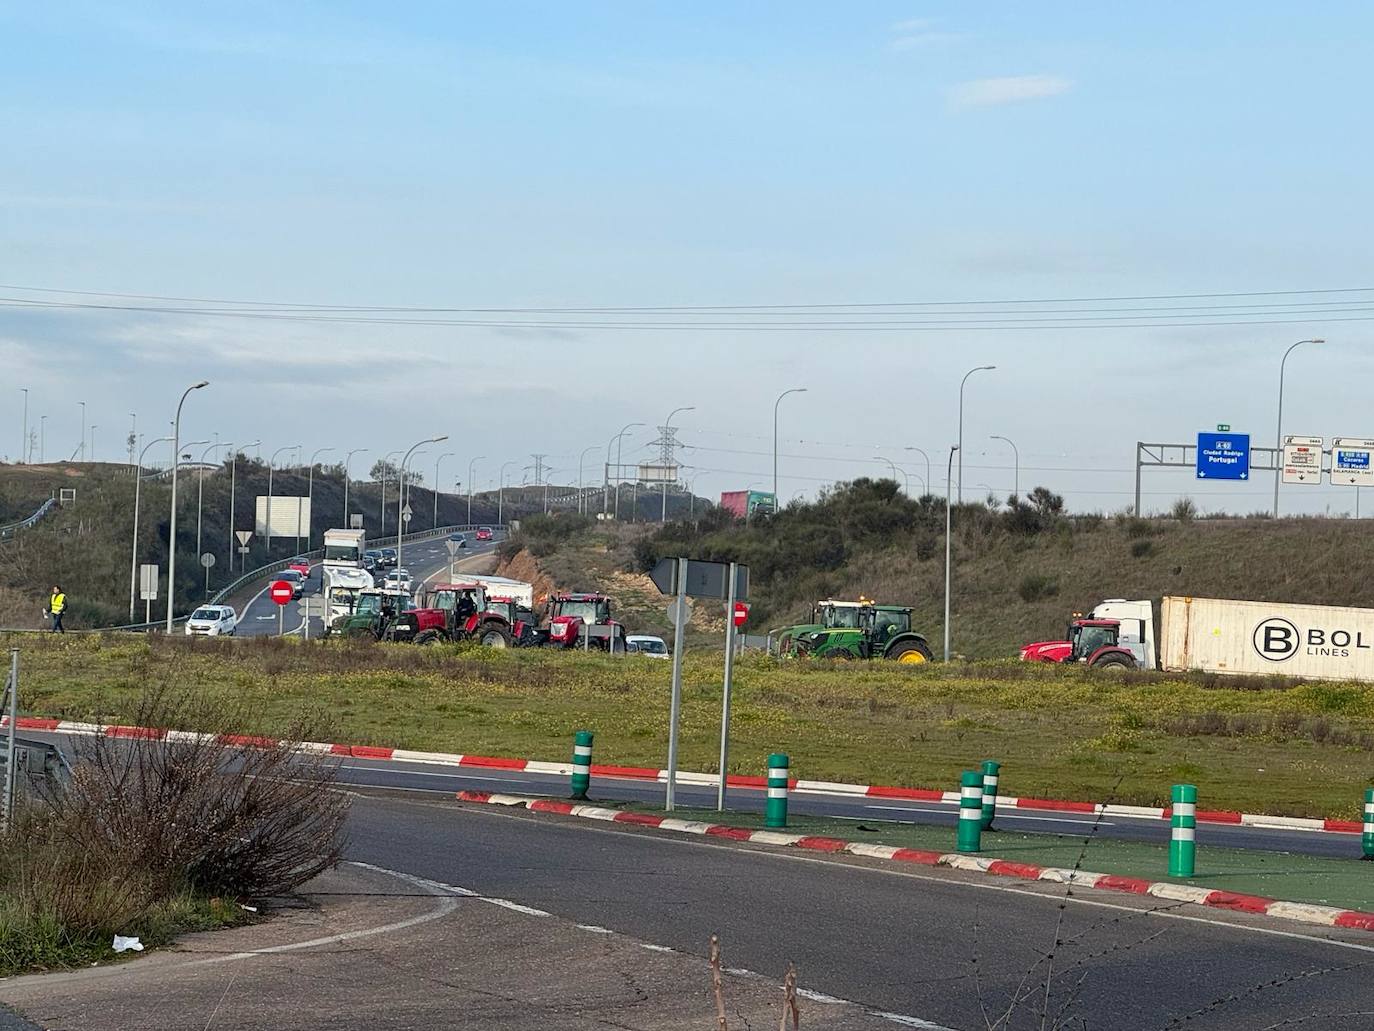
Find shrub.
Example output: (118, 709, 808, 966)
(1123, 517, 1153, 539)
(1171, 497, 1198, 523)
(1017, 573, 1060, 603)
(1130, 539, 1154, 559)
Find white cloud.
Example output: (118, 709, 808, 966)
(888, 17, 962, 50)
(948, 75, 1073, 109)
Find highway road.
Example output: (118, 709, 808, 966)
(345, 791, 1374, 1030)
(331, 752, 1369, 862)
(231, 533, 501, 638)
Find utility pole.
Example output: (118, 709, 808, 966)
(654, 407, 694, 522)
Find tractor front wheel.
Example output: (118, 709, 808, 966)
(888, 641, 934, 664)
(1091, 653, 1134, 672)
(480, 626, 513, 649)
(414, 629, 444, 646)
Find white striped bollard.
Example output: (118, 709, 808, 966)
(980, 759, 1000, 830)
(1363, 787, 1373, 861)
(766, 753, 789, 828)
(957, 770, 983, 853)
(1169, 783, 1196, 877)
(570, 730, 593, 800)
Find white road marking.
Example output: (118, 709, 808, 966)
(862, 805, 1117, 828)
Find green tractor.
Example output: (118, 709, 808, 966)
(776, 599, 934, 664)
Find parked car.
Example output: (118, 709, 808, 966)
(277, 569, 306, 598)
(626, 635, 670, 659)
(384, 568, 414, 595)
(475, 527, 493, 542)
(185, 605, 237, 637)
(288, 557, 311, 578)
(447, 532, 467, 548)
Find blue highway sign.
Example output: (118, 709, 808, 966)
(1196, 432, 1250, 480)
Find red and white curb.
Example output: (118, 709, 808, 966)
(454, 789, 1374, 935)
(5, 714, 1363, 836)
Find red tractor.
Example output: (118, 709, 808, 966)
(1021, 617, 1137, 670)
(465, 596, 539, 648)
(544, 592, 627, 652)
(393, 582, 489, 644)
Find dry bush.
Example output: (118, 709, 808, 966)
(44, 688, 348, 900)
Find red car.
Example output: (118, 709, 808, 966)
(288, 558, 311, 578)
(475, 527, 493, 542)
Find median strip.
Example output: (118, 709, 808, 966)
(453, 789, 1374, 935)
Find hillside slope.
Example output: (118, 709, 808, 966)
(504, 482, 1374, 659)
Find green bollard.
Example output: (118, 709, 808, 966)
(1169, 783, 1197, 877)
(765, 753, 790, 828)
(1363, 787, 1374, 861)
(570, 730, 593, 800)
(980, 760, 1001, 831)
(957, 770, 983, 853)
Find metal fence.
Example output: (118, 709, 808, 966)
(0, 499, 56, 542)
(0, 523, 506, 635)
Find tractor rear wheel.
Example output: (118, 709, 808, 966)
(414, 629, 444, 645)
(888, 640, 934, 664)
(1091, 653, 1134, 672)
(479, 626, 513, 649)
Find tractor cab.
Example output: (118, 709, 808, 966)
(334, 588, 413, 639)
(1067, 618, 1137, 670)
(424, 583, 489, 622)
(545, 593, 625, 651)
(812, 601, 869, 629)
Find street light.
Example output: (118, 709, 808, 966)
(229, 440, 259, 570)
(433, 452, 455, 528)
(1274, 338, 1324, 517)
(990, 435, 1020, 498)
(872, 456, 908, 495)
(128, 435, 173, 621)
(266, 444, 300, 553)
(577, 445, 601, 515)
(609, 422, 645, 519)
(342, 448, 368, 528)
(304, 447, 335, 551)
(398, 436, 446, 575)
(467, 456, 485, 524)
(772, 388, 807, 501)
(903, 447, 931, 499)
(661, 406, 695, 522)
(196, 440, 225, 564)
(943, 445, 959, 661)
(958, 365, 995, 504)
(165, 381, 209, 631)
(89, 425, 97, 463)
(499, 460, 517, 523)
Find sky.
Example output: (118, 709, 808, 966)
(4, 2, 1373, 514)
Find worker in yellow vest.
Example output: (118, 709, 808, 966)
(47, 585, 66, 633)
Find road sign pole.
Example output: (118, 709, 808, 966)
(665, 557, 687, 812)
(279, 606, 284, 637)
(717, 561, 738, 811)
(145, 599, 150, 624)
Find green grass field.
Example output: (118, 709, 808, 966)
(10, 633, 1374, 820)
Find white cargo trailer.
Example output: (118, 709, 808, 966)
(1160, 596, 1374, 682)
(469, 575, 534, 609)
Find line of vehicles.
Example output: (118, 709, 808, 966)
(317, 527, 668, 655)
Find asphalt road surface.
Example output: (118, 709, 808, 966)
(346, 791, 1374, 1030)
(332, 754, 1368, 862)
(231, 534, 500, 638)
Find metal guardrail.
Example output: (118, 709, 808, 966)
(0, 524, 507, 635)
(0, 498, 56, 541)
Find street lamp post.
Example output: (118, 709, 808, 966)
(165, 381, 209, 631)
(903, 447, 931, 499)
(958, 365, 996, 504)
(229, 439, 259, 570)
(661, 406, 695, 522)
(609, 422, 645, 519)
(1274, 338, 1324, 517)
(772, 388, 807, 502)
(989, 435, 1020, 498)
(266, 443, 299, 554)
(499, 460, 517, 523)
(578, 445, 600, 516)
(943, 445, 959, 661)
(467, 457, 486, 524)
(433, 452, 455, 528)
(873, 456, 907, 494)
(128, 435, 173, 621)
(196, 441, 225, 565)
(305, 447, 335, 552)
(398, 436, 447, 575)
(342, 448, 367, 528)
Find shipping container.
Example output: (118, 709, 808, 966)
(1160, 596, 1374, 682)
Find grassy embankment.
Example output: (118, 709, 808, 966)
(10, 634, 1374, 820)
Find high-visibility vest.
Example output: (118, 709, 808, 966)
(51, 593, 66, 613)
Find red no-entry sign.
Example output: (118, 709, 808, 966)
(269, 580, 294, 606)
(733, 601, 749, 628)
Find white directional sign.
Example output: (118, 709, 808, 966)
(1281, 436, 1323, 485)
(1331, 438, 1374, 486)
(138, 564, 159, 602)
